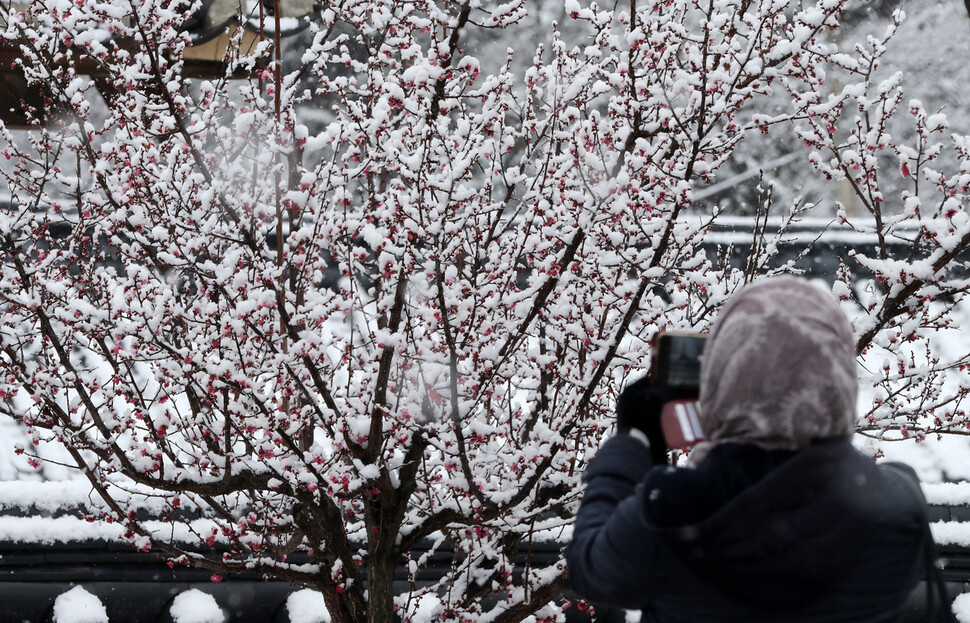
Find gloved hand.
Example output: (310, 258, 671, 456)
(616, 375, 675, 465)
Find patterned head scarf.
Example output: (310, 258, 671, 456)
(694, 277, 858, 461)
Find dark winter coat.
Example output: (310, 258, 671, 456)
(566, 434, 925, 623)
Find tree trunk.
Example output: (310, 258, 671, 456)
(367, 554, 397, 623)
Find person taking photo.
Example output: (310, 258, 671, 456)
(567, 277, 934, 622)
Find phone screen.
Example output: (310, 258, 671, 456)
(654, 334, 707, 389)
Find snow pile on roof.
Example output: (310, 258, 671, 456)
(931, 522, 970, 547)
(924, 482, 970, 506)
(0, 480, 107, 513)
(0, 479, 193, 516)
(286, 589, 331, 623)
(0, 516, 124, 545)
(52, 586, 108, 623)
(170, 589, 225, 623)
(0, 511, 223, 546)
(922, 482, 970, 546)
(924, 484, 970, 546)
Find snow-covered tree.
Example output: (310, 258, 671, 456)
(1, 0, 969, 621)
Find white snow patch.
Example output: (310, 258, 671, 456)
(0, 516, 120, 544)
(954, 592, 970, 623)
(861, 435, 970, 484)
(286, 589, 331, 623)
(405, 593, 445, 621)
(0, 480, 103, 512)
(52, 586, 108, 623)
(170, 589, 225, 623)
(0, 515, 225, 545)
(930, 521, 970, 547)
(924, 482, 970, 506)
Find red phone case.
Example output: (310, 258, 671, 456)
(660, 399, 704, 450)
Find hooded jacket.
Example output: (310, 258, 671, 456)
(695, 277, 859, 461)
(566, 435, 924, 622)
(567, 278, 924, 621)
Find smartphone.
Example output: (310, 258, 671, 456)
(651, 332, 707, 389)
(651, 332, 707, 450)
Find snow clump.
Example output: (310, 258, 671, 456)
(169, 589, 225, 623)
(953, 593, 970, 622)
(52, 586, 108, 623)
(286, 589, 331, 623)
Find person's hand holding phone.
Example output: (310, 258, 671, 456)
(616, 376, 675, 465)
